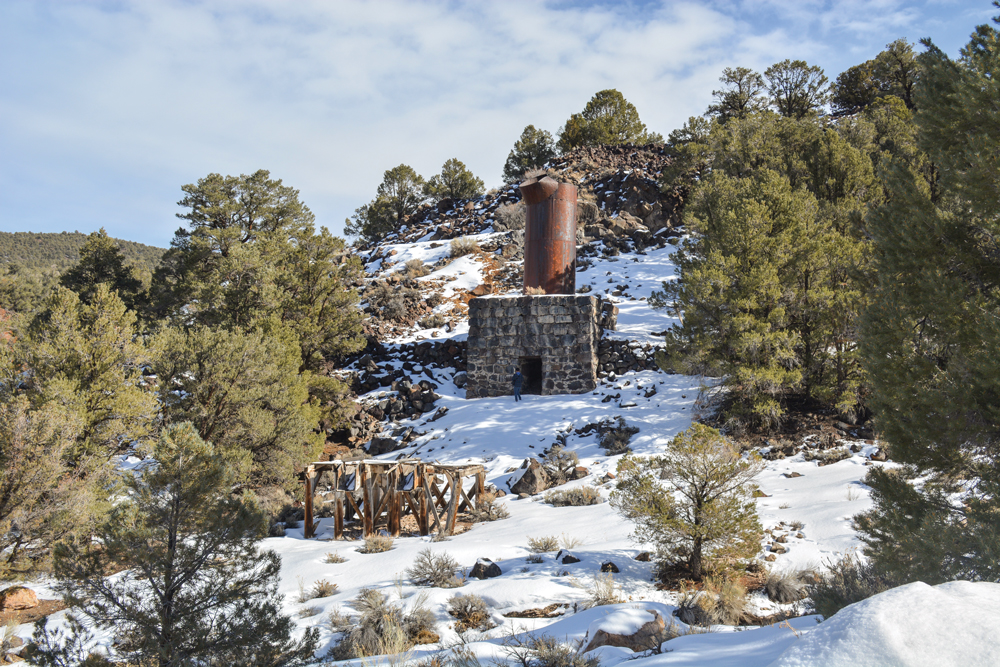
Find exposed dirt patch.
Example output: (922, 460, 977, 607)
(0, 597, 67, 627)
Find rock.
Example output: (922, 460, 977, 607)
(0, 586, 38, 611)
(765, 554, 777, 562)
(570, 466, 590, 480)
(453, 372, 468, 388)
(771, 543, 788, 554)
(367, 437, 398, 456)
(600, 561, 620, 573)
(509, 458, 550, 495)
(753, 489, 771, 498)
(634, 552, 651, 562)
(583, 608, 667, 653)
(469, 558, 503, 580)
(783, 471, 804, 478)
(870, 449, 888, 462)
(556, 550, 580, 564)
(601, 472, 617, 482)
(428, 406, 449, 422)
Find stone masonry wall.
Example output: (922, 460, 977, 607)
(466, 295, 600, 398)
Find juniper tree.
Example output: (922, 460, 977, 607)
(856, 13, 1000, 583)
(345, 164, 426, 241)
(59, 228, 145, 312)
(37, 423, 319, 667)
(707, 67, 769, 123)
(424, 158, 485, 202)
(764, 59, 829, 118)
(502, 125, 557, 183)
(557, 89, 659, 152)
(611, 424, 763, 580)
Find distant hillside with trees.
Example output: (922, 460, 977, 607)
(0, 230, 164, 272)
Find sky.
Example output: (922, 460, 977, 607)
(0, 0, 994, 248)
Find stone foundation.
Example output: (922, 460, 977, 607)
(466, 295, 601, 398)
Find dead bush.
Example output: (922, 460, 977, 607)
(580, 572, 623, 608)
(808, 554, 900, 619)
(763, 567, 814, 604)
(327, 588, 438, 660)
(525, 554, 544, 564)
(419, 313, 447, 329)
(524, 286, 546, 296)
(450, 237, 480, 257)
(542, 445, 579, 484)
(366, 281, 420, 322)
(358, 534, 394, 554)
(311, 579, 338, 598)
(599, 417, 639, 455)
(407, 548, 463, 587)
(495, 202, 525, 232)
(543, 487, 602, 507)
(467, 491, 510, 522)
(324, 551, 347, 564)
(498, 630, 599, 667)
(526, 536, 559, 553)
(675, 576, 749, 626)
(447, 593, 495, 632)
(403, 258, 431, 279)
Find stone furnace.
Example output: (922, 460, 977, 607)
(465, 175, 601, 398)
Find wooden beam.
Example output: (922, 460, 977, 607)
(303, 466, 316, 539)
(445, 472, 459, 535)
(334, 494, 344, 539)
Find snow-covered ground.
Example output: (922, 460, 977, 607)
(19, 238, 1000, 665)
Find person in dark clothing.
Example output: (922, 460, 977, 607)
(512, 369, 523, 401)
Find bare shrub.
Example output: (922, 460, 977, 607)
(419, 313, 447, 329)
(809, 554, 900, 619)
(324, 551, 347, 564)
(404, 258, 431, 279)
(580, 572, 624, 608)
(450, 237, 480, 257)
(467, 491, 510, 522)
(525, 554, 544, 564)
(447, 593, 495, 632)
(675, 576, 749, 626)
(524, 286, 546, 296)
(312, 579, 338, 598)
(526, 536, 559, 553)
(544, 487, 602, 507)
(559, 534, 583, 549)
(327, 588, 438, 660)
(495, 202, 526, 232)
(763, 567, 814, 604)
(407, 548, 463, 587)
(367, 281, 420, 322)
(599, 417, 639, 455)
(498, 629, 599, 667)
(542, 445, 579, 484)
(359, 534, 394, 554)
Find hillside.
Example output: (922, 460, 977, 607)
(0, 230, 165, 272)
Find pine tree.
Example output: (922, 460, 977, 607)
(764, 59, 829, 118)
(502, 125, 557, 183)
(707, 67, 769, 122)
(611, 424, 763, 580)
(856, 12, 1000, 582)
(345, 164, 426, 241)
(38, 423, 319, 667)
(59, 228, 145, 312)
(153, 325, 323, 489)
(557, 89, 657, 152)
(424, 158, 485, 202)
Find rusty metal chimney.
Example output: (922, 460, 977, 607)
(519, 175, 577, 295)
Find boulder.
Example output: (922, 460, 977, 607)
(556, 550, 580, 564)
(452, 372, 468, 388)
(469, 558, 503, 580)
(0, 586, 38, 611)
(583, 608, 667, 653)
(634, 552, 651, 562)
(509, 458, 550, 496)
(600, 561, 620, 573)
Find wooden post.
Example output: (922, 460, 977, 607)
(388, 468, 401, 537)
(303, 465, 315, 539)
(334, 494, 344, 539)
(445, 472, 459, 535)
(361, 464, 373, 536)
(476, 470, 485, 510)
(416, 471, 429, 536)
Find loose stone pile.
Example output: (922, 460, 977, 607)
(597, 339, 663, 377)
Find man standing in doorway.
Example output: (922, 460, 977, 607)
(512, 369, 523, 402)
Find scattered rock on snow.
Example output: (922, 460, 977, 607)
(469, 558, 502, 580)
(583, 608, 668, 653)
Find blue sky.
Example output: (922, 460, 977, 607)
(0, 0, 993, 248)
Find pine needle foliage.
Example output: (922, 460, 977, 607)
(611, 424, 763, 580)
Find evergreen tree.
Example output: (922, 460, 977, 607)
(59, 228, 145, 311)
(345, 164, 426, 241)
(24, 285, 157, 459)
(557, 89, 658, 152)
(38, 423, 319, 667)
(832, 40, 919, 116)
(611, 424, 763, 580)
(764, 59, 829, 118)
(424, 158, 485, 202)
(502, 125, 556, 183)
(153, 325, 323, 489)
(707, 67, 768, 122)
(856, 13, 1000, 582)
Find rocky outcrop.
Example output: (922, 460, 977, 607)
(0, 586, 38, 611)
(509, 458, 550, 496)
(583, 608, 668, 653)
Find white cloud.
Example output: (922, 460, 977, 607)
(0, 0, 987, 246)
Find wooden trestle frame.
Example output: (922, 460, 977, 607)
(302, 459, 486, 539)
